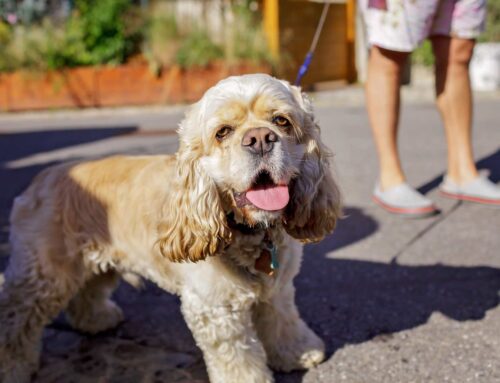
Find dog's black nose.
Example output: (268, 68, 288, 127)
(241, 127, 278, 156)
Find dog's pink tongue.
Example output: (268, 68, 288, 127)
(246, 185, 289, 211)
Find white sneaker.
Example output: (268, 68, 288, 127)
(373, 183, 439, 218)
(440, 175, 500, 206)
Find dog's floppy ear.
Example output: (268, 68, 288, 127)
(283, 84, 342, 242)
(157, 106, 231, 262)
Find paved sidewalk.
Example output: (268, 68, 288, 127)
(0, 90, 499, 383)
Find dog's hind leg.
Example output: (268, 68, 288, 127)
(0, 248, 84, 383)
(65, 270, 123, 334)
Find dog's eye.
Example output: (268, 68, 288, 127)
(272, 115, 291, 128)
(216, 126, 233, 141)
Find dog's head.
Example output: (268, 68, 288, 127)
(158, 74, 341, 262)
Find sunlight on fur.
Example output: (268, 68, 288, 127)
(0, 74, 342, 383)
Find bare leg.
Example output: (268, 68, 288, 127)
(432, 36, 478, 184)
(366, 46, 411, 190)
(65, 271, 123, 334)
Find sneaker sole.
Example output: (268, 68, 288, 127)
(372, 196, 439, 218)
(439, 190, 500, 206)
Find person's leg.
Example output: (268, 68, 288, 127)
(431, 35, 500, 204)
(365, 46, 410, 190)
(431, 35, 478, 184)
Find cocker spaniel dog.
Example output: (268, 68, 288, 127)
(0, 74, 341, 383)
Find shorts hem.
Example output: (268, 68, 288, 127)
(429, 31, 482, 40)
(368, 39, 416, 53)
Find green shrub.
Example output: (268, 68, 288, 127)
(0, 1, 273, 73)
(0, 19, 10, 44)
(225, 3, 274, 66)
(412, 39, 434, 67)
(176, 28, 224, 68)
(480, 0, 500, 42)
(142, 13, 179, 73)
(144, 1, 273, 70)
(0, 21, 67, 72)
(0, 0, 141, 72)
(62, 0, 141, 66)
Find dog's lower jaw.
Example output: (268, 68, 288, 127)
(229, 205, 284, 231)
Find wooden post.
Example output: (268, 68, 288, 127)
(346, 0, 357, 82)
(263, 0, 280, 59)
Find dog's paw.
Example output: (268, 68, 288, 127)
(267, 329, 325, 372)
(67, 299, 123, 334)
(298, 347, 325, 369)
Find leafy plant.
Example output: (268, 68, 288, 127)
(412, 39, 434, 67)
(0, 0, 274, 73)
(224, 3, 274, 66)
(480, 0, 500, 42)
(144, 0, 273, 70)
(0, 0, 143, 72)
(63, 0, 141, 66)
(142, 13, 180, 73)
(0, 21, 68, 72)
(176, 27, 224, 68)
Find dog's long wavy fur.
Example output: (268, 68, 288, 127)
(0, 74, 341, 383)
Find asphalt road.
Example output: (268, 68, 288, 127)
(0, 95, 499, 383)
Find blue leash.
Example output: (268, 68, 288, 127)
(294, 3, 330, 86)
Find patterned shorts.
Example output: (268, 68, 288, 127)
(359, 0, 487, 52)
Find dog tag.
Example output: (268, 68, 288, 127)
(255, 248, 274, 276)
(254, 242, 279, 276)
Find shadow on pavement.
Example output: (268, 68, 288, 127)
(477, 148, 500, 183)
(276, 206, 500, 383)
(0, 127, 137, 164)
(418, 147, 500, 195)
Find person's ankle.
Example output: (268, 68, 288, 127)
(445, 169, 479, 186)
(379, 174, 406, 191)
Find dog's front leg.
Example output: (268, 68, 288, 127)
(253, 281, 325, 372)
(181, 288, 274, 383)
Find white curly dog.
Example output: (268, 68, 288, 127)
(0, 74, 341, 383)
